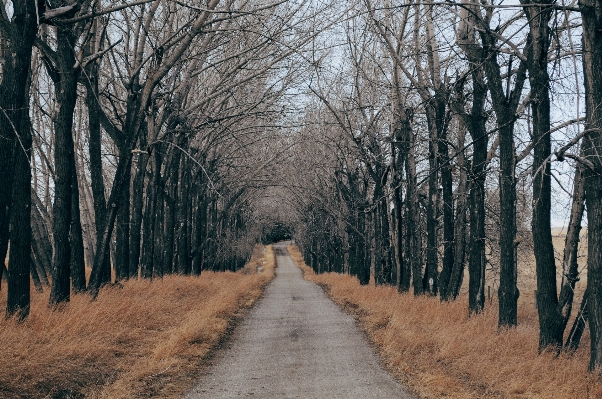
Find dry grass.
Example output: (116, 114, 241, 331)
(0, 244, 275, 399)
(287, 244, 601, 399)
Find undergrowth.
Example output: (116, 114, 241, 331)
(287, 244, 601, 399)
(0, 244, 275, 399)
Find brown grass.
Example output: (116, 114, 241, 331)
(287, 244, 601, 399)
(0, 244, 275, 399)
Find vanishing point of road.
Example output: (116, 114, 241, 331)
(184, 241, 415, 399)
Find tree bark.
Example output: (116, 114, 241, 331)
(70, 166, 87, 293)
(140, 148, 161, 279)
(31, 202, 53, 279)
(114, 165, 131, 281)
(1, 0, 37, 320)
(445, 128, 468, 301)
(424, 108, 440, 296)
(84, 43, 111, 287)
(557, 161, 586, 341)
(129, 149, 148, 279)
(438, 100, 455, 300)
(580, 0, 602, 372)
(176, 157, 191, 274)
(406, 141, 423, 295)
(480, 24, 527, 328)
(565, 288, 589, 351)
(522, 0, 564, 351)
(49, 20, 80, 306)
(30, 257, 43, 293)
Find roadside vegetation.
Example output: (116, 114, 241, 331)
(288, 244, 600, 399)
(0, 245, 275, 399)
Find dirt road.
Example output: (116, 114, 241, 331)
(184, 242, 415, 398)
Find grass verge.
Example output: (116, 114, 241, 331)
(287, 244, 600, 399)
(0, 244, 275, 399)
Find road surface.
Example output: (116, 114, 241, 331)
(184, 241, 415, 399)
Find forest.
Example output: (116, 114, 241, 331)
(2, 0, 602, 382)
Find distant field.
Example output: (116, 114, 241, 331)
(447, 227, 588, 315)
(516, 228, 587, 310)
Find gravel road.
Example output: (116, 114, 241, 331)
(184, 241, 415, 399)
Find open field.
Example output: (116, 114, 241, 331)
(288, 244, 599, 399)
(515, 228, 587, 311)
(0, 245, 275, 399)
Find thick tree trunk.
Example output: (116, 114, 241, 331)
(85, 54, 111, 287)
(522, 0, 564, 351)
(455, 2, 488, 313)
(49, 23, 80, 306)
(580, 0, 602, 372)
(497, 122, 519, 327)
(467, 119, 488, 311)
(2, 0, 37, 320)
(7, 128, 33, 319)
(480, 31, 527, 328)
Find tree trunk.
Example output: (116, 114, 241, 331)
(455, 1, 488, 313)
(70, 166, 87, 293)
(445, 128, 468, 300)
(153, 177, 165, 278)
(49, 22, 79, 307)
(30, 257, 43, 293)
(403, 118, 423, 295)
(438, 104, 455, 300)
(114, 163, 131, 281)
(522, 0, 563, 351)
(565, 288, 589, 351)
(497, 119, 519, 327)
(85, 46, 111, 287)
(191, 187, 206, 276)
(580, 0, 602, 371)
(176, 158, 191, 274)
(424, 117, 439, 295)
(129, 149, 148, 279)
(557, 161, 586, 339)
(164, 178, 178, 274)
(88, 152, 133, 298)
(2, 0, 37, 320)
(31, 203, 53, 279)
(480, 29, 527, 328)
(8, 131, 33, 319)
(141, 148, 160, 278)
